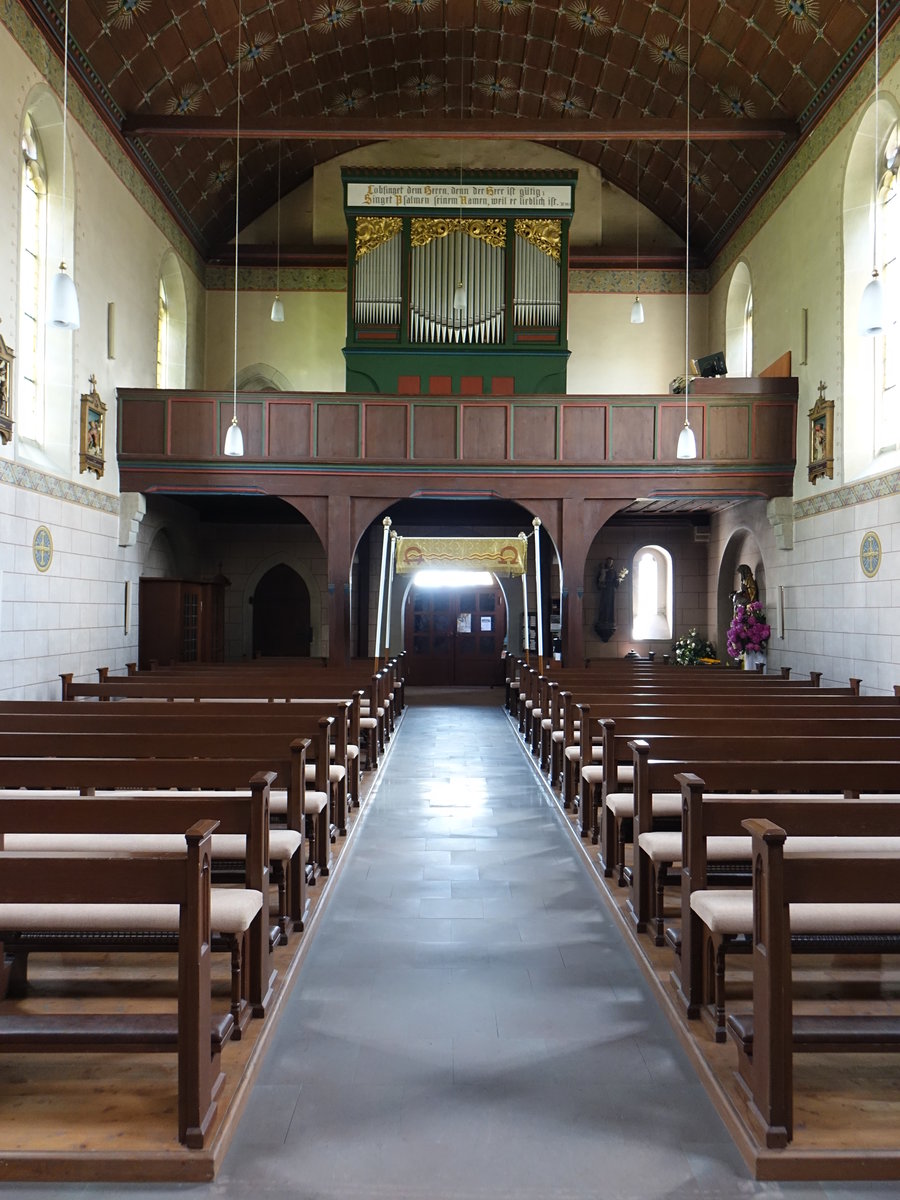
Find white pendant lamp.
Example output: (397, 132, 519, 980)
(48, 0, 80, 331)
(859, 0, 884, 337)
(224, 0, 245, 457)
(270, 122, 285, 323)
(630, 142, 645, 324)
(677, 0, 697, 460)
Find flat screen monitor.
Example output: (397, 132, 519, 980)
(695, 351, 727, 378)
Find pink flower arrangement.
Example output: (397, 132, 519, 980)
(726, 600, 771, 661)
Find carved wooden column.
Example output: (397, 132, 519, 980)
(327, 495, 352, 666)
(559, 499, 631, 666)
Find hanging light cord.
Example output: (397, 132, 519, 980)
(275, 126, 282, 296)
(872, 0, 880, 276)
(634, 143, 640, 296)
(60, 0, 70, 261)
(684, 0, 691, 425)
(232, 0, 242, 423)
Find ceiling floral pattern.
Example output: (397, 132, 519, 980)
(15, 0, 896, 261)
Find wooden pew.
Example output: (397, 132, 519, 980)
(591, 710, 900, 871)
(619, 757, 900, 1027)
(664, 777, 900, 1038)
(0, 775, 277, 1034)
(728, 815, 900, 1149)
(0, 757, 294, 1023)
(0, 721, 327, 922)
(0, 819, 229, 1149)
(0, 700, 350, 837)
(553, 677, 860, 806)
(627, 738, 900, 941)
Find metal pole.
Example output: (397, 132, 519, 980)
(533, 517, 544, 673)
(520, 532, 530, 665)
(373, 517, 391, 671)
(384, 530, 397, 658)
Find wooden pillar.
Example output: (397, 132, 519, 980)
(559, 499, 631, 666)
(327, 495, 352, 666)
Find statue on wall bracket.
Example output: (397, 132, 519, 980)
(594, 557, 629, 642)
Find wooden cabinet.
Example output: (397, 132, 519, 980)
(138, 577, 226, 669)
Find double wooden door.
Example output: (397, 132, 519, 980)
(404, 583, 506, 686)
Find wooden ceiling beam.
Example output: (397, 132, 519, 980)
(121, 115, 797, 143)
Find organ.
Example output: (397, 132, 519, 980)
(342, 168, 576, 396)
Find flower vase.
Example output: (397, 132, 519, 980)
(743, 650, 767, 672)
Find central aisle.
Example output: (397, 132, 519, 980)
(217, 688, 760, 1200)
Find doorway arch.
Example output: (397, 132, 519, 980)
(252, 564, 312, 657)
(402, 571, 508, 686)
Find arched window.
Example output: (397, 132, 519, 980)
(16, 89, 76, 472)
(843, 100, 900, 477)
(725, 262, 753, 377)
(156, 251, 187, 388)
(17, 113, 47, 442)
(631, 544, 673, 641)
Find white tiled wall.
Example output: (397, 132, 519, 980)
(0, 482, 149, 698)
(712, 491, 900, 695)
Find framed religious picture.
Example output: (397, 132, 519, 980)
(807, 380, 834, 485)
(79, 374, 106, 479)
(0, 324, 14, 445)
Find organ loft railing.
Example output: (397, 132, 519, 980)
(342, 168, 576, 397)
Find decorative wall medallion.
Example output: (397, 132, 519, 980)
(860, 531, 882, 578)
(32, 525, 53, 573)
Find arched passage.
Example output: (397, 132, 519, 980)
(252, 564, 312, 657)
(402, 571, 508, 686)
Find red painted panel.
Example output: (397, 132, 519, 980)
(412, 405, 457, 459)
(707, 403, 750, 459)
(753, 401, 796, 461)
(268, 400, 312, 458)
(428, 376, 453, 395)
(120, 398, 165, 454)
(512, 406, 556, 460)
(658, 402, 704, 461)
(398, 375, 420, 395)
(609, 405, 655, 462)
(317, 402, 360, 459)
(365, 404, 409, 459)
(561, 405, 606, 463)
(461, 405, 507, 461)
(491, 377, 515, 395)
(170, 398, 216, 458)
(460, 376, 484, 395)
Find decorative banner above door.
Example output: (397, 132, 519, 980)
(396, 534, 528, 577)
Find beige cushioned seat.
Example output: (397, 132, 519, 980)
(582, 763, 633, 787)
(305, 763, 346, 784)
(0, 889, 263, 935)
(606, 791, 681, 819)
(691, 890, 900, 936)
(270, 787, 328, 816)
(5, 830, 302, 862)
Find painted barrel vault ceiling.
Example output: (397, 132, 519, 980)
(19, 0, 898, 263)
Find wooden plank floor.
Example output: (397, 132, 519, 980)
(525, 734, 900, 1182)
(0, 739, 391, 1184)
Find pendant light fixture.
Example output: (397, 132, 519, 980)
(224, 0, 244, 457)
(630, 142, 645, 325)
(676, 0, 697, 460)
(270, 115, 285, 323)
(859, 0, 884, 336)
(47, 0, 80, 331)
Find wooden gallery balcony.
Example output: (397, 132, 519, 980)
(116, 382, 797, 506)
